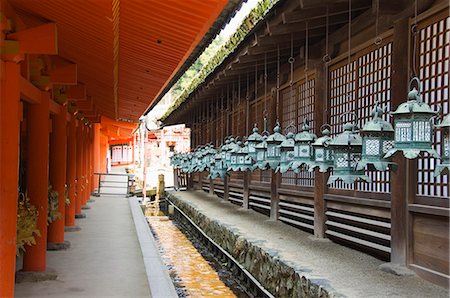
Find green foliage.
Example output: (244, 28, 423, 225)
(48, 185, 61, 224)
(171, 37, 225, 98)
(16, 192, 41, 256)
(161, 0, 280, 122)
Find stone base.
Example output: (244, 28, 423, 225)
(64, 225, 81, 232)
(379, 263, 416, 276)
(92, 193, 101, 197)
(47, 241, 71, 251)
(15, 268, 57, 283)
(308, 235, 332, 243)
(75, 213, 86, 219)
(87, 199, 96, 203)
(81, 205, 91, 210)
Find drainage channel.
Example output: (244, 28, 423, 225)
(150, 198, 274, 298)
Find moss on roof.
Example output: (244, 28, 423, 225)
(160, 0, 281, 122)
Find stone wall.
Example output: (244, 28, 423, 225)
(167, 193, 343, 298)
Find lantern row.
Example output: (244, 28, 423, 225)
(170, 78, 449, 184)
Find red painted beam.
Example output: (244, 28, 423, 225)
(8, 23, 58, 55)
(19, 76, 41, 104)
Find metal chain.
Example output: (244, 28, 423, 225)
(276, 44, 280, 125)
(412, 0, 418, 77)
(255, 61, 258, 128)
(346, 0, 352, 107)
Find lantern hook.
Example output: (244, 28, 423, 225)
(340, 111, 358, 130)
(285, 120, 296, 134)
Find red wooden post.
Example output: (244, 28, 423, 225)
(93, 123, 101, 191)
(65, 116, 77, 226)
(75, 121, 83, 215)
(48, 104, 68, 244)
(22, 93, 50, 272)
(0, 62, 21, 297)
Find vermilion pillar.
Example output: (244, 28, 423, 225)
(48, 105, 68, 244)
(0, 62, 21, 297)
(65, 116, 77, 226)
(83, 126, 89, 204)
(23, 93, 50, 272)
(93, 124, 101, 192)
(81, 125, 87, 205)
(75, 121, 83, 215)
(100, 135, 108, 173)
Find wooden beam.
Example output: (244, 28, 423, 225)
(67, 84, 86, 101)
(283, 1, 370, 24)
(271, 13, 349, 36)
(49, 98, 61, 115)
(7, 23, 58, 55)
(19, 76, 41, 104)
(49, 63, 77, 85)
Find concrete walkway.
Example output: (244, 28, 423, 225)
(15, 192, 151, 297)
(168, 190, 449, 298)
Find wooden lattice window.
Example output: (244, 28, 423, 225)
(329, 40, 393, 192)
(416, 12, 449, 198)
(281, 78, 315, 187)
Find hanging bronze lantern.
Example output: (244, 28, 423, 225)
(309, 125, 334, 173)
(209, 152, 228, 179)
(199, 144, 216, 171)
(357, 102, 397, 171)
(228, 140, 242, 171)
(247, 125, 264, 160)
(385, 77, 439, 159)
(327, 115, 371, 185)
(229, 141, 254, 171)
(291, 119, 317, 173)
(435, 114, 450, 176)
(254, 135, 269, 170)
(277, 132, 295, 173)
(266, 123, 286, 170)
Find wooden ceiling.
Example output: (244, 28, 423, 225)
(163, 0, 427, 125)
(9, 0, 229, 122)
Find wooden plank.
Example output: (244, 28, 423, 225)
(249, 202, 271, 210)
(326, 220, 391, 241)
(249, 195, 270, 204)
(326, 201, 391, 219)
(279, 209, 314, 221)
(279, 201, 314, 212)
(326, 230, 391, 253)
(408, 204, 450, 217)
(409, 264, 450, 289)
(324, 194, 391, 209)
(278, 187, 314, 198)
(326, 211, 391, 229)
(279, 216, 314, 230)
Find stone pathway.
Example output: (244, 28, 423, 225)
(15, 183, 151, 297)
(168, 190, 449, 298)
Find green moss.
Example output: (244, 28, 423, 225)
(160, 0, 280, 122)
